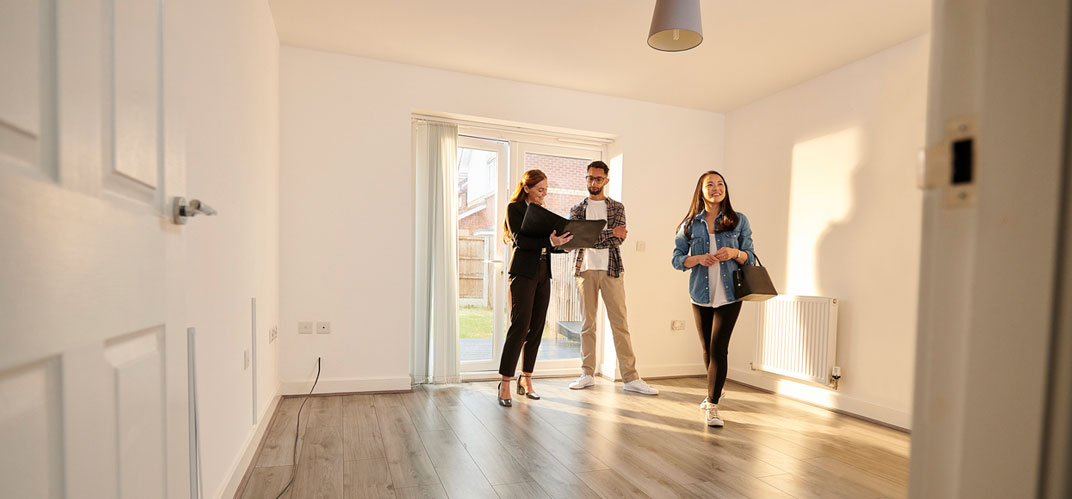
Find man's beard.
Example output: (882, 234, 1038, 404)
(588, 186, 603, 195)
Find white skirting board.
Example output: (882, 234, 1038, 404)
(461, 367, 582, 381)
(217, 393, 281, 499)
(279, 376, 412, 395)
(634, 363, 708, 379)
(728, 367, 911, 430)
(598, 370, 621, 382)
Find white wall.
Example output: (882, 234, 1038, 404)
(181, 0, 280, 497)
(279, 46, 725, 393)
(723, 36, 930, 428)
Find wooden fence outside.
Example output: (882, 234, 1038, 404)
(459, 236, 487, 303)
(458, 238, 584, 342)
(547, 254, 583, 342)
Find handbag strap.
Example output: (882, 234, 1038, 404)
(747, 251, 764, 267)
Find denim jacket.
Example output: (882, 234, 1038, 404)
(671, 211, 756, 305)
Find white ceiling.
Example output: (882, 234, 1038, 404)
(268, 0, 930, 113)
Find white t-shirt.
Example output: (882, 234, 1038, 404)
(582, 200, 610, 272)
(693, 230, 730, 308)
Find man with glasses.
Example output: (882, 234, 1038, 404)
(567, 161, 658, 395)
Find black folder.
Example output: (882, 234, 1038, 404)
(518, 202, 607, 250)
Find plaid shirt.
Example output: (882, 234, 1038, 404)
(569, 197, 625, 277)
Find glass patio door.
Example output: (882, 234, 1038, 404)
(456, 135, 605, 375)
(510, 142, 603, 371)
(456, 136, 509, 372)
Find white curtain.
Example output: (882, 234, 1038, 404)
(413, 121, 460, 384)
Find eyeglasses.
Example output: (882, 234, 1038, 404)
(585, 176, 608, 183)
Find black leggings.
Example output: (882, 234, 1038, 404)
(498, 258, 550, 377)
(692, 302, 742, 404)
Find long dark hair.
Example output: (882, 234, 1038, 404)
(676, 171, 739, 239)
(503, 169, 547, 242)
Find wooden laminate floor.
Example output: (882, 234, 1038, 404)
(236, 377, 909, 499)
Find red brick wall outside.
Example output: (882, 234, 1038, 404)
(525, 153, 590, 192)
(459, 200, 496, 234)
(524, 153, 590, 217)
(544, 193, 586, 218)
(459, 153, 592, 231)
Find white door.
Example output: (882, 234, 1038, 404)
(1, 1, 191, 498)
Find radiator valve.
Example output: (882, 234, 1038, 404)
(831, 366, 842, 389)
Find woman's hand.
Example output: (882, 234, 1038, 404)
(713, 247, 739, 261)
(687, 254, 719, 267)
(550, 230, 573, 247)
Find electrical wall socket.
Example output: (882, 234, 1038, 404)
(636, 240, 646, 252)
(243, 349, 250, 370)
(298, 321, 314, 334)
(671, 319, 686, 331)
(316, 321, 331, 334)
(269, 326, 278, 343)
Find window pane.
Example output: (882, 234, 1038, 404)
(524, 153, 591, 361)
(457, 147, 498, 363)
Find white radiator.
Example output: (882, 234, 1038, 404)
(752, 295, 839, 387)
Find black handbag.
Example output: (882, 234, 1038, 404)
(733, 253, 778, 301)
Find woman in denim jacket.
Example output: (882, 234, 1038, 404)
(671, 171, 755, 427)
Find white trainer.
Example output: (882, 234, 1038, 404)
(705, 405, 724, 427)
(568, 374, 596, 390)
(623, 379, 659, 395)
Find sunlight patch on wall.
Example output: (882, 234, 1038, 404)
(608, 153, 624, 200)
(786, 128, 861, 295)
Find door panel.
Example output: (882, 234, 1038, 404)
(107, 328, 166, 498)
(0, 0, 45, 173)
(111, 0, 160, 190)
(0, 358, 62, 499)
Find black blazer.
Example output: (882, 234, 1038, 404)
(505, 201, 566, 279)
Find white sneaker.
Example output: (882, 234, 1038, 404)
(568, 374, 596, 390)
(623, 379, 659, 395)
(705, 405, 724, 427)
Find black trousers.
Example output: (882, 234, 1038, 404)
(692, 301, 743, 404)
(499, 257, 550, 377)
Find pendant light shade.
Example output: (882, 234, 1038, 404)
(647, 0, 703, 52)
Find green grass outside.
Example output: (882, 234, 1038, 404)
(458, 305, 559, 340)
(459, 306, 493, 339)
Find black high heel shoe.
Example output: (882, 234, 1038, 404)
(497, 381, 512, 407)
(517, 374, 541, 400)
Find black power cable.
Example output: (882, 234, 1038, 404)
(275, 357, 321, 499)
